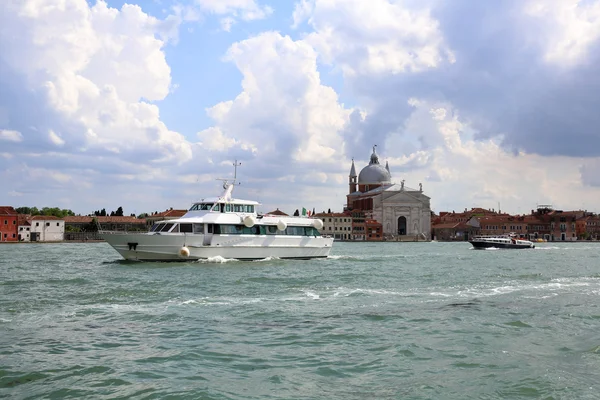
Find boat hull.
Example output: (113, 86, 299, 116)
(100, 232, 334, 261)
(469, 241, 535, 249)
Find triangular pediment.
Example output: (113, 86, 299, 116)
(383, 190, 429, 204)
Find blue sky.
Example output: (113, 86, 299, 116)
(2, 0, 600, 217)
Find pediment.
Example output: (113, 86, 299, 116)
(383, 190, 429, 205)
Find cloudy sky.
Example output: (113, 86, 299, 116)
(2, 0, 600, 216)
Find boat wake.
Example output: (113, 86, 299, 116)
(197, 256, 239, 264)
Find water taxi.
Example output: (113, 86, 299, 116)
(469, 233, 535, 249)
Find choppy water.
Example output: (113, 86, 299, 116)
(1, 241, 600, 399)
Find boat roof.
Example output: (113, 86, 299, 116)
(195, 197, 260, 206)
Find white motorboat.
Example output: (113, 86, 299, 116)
(469, 233, 535, 249)
(100, 164, 333, 261)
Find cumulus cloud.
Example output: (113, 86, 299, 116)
(294, 0, 454, 76)
(194, 31, 353, 210)
(202, 31, 349, 166)
(0, 0, 198, 212)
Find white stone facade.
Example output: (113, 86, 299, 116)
(29, 219, 65, 241)
(372, 185, 431, 239)
(17, 225, 32, 242)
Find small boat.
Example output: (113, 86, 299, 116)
(469, 233, 535, 249)
(100, 163, 333, 261)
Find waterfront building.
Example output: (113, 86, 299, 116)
(313, 212, 353, 240)
(0, 206, 18, 242)
(27, 215, 65, 241)
(17, 221, 32, 241)
(346, 146, 431, 240)
(145, 209, 187, 229)
(64, 216, 147, 232)
(578, 215, 600, 240)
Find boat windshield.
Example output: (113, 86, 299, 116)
(189, 203, 214, 211)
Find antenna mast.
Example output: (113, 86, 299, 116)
(233, 160, 241, 182)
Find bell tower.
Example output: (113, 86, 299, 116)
(349, 158, 357, 194)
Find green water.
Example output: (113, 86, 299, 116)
(1, 242, 599, 399)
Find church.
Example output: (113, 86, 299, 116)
(346, 146, 431, 240)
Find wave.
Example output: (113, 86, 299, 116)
(196, 256, 238, 263)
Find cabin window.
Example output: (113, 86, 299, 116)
(225, 204, 232, 212)
(179, 223, 193, 233)
(193, 224, 204, 234)
(242, 226, 260, 234)
(192, 203, 213, 211)
(264, 225, 278, 235)
(305, 227, 320, 236)
(160, 223, 174, 232)
(286, 226, 305, 236)
(233, 205, 242, 212)
(150, 223, 162, 232)
(171, 224, 180, 233)
(219, 224, 243, 234)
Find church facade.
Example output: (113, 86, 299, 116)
(346, 146, 432, 240)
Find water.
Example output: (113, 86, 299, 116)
(1, 242, 599, 399)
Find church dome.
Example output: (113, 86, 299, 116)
(358, 146, 391, 185)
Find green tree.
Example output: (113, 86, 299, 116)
(115, 206, 124, 217)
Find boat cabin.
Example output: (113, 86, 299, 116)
(149, 222, 320, 237)
(188, 202, 256, 214)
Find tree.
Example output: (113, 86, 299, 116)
(84, 217, 99, 232)
(115, 206, 124, 217)
(328, 208, 332, 213)
(293, 209, 300, 216)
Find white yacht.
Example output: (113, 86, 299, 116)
(100, 164, 333, 261)
(469, 233, 535, 249)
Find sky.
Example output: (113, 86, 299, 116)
(2, 0, 600, 217)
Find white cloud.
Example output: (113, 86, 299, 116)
(382, 98, 600, 213)
(0, 0, 192, 163)
(195, 0, 272, 20)
(295, 0, 454, 76)
(525, 0, 600, 66)
(194, 0, 272, 30)
(204, 31, 350, 165)
(0, 129, 23, 142)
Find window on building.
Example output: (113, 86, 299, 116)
(12, 234, 15, 238)
(3, 220, 6, 225)
(13, 220, 16, 225)
(46, 222, 50, 227)
(36, 222, 39, 227)
(57, 223, 59, 226)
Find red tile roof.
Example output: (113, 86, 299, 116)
(0, 206, 17, 216)
(29, 215, 61, 220)
(150, 209, 187, 218)
(266, 208, 289, 216)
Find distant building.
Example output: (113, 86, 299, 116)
(145, 209, 187, 229)
(0, 206, 18, 242)
(314, 212, 353, 240)
(27, 215, 65, 241)
(64, 216, 147, 232)
(346, 146, 431, 240)
(265, 208, 289, 216)
(17, 221, 31, 242)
